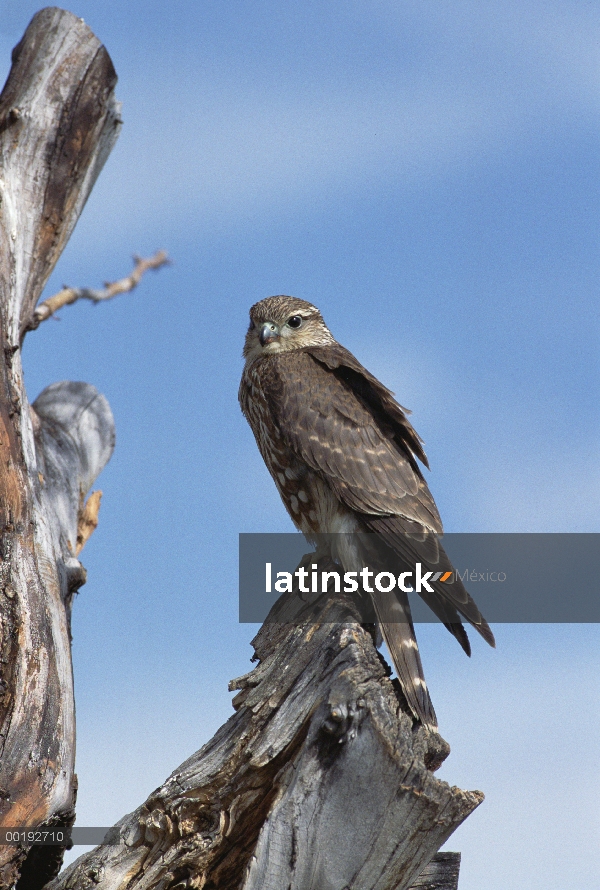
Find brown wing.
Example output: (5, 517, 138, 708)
(262, 347, 442, 531)
(306, 343, 431, 470)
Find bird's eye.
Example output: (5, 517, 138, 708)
(287, 316, 303, 329)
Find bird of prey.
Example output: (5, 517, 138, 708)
(239, 295, 494, 730)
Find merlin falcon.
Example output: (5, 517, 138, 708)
(239, 295, 494, 730)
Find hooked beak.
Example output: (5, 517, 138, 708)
(260, 322, 280, 346)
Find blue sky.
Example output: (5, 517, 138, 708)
(1, 2, 599, 886)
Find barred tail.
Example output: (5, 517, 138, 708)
(372, 586, 437, 730)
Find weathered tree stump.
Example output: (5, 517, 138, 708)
(48, 594, 481, 890)
(0, 9, 483, 889)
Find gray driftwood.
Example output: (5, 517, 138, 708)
(0, 8, 120, 887)
(0, 8, 483, 889)
(48, 591, 481, 890)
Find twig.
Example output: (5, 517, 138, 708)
(25, 250, 169, 335)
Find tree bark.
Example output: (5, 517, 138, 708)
(48, 593, 481, 890)
(0, 8, 120, 886)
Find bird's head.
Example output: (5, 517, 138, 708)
(243, 295, 335, 362)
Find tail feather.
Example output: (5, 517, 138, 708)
(371, 585, 438, 730)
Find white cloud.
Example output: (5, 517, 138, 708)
(365, 0, 600, 103)
(2, 3, 595, 256)
(59, 0, 600, 246)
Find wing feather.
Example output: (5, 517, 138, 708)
(263, 348, 442, 530)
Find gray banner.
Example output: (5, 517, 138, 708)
(239, 533, 600, 623)
(0, 827, 120, 845)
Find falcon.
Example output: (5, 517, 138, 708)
(239, 295, 494, 730)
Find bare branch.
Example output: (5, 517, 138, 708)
(25, 250, 170, 335)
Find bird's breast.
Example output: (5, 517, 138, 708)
(240, 363, 349, 536)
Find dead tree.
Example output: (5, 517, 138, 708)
(48, 600, 478, 890)
(0, 9, 483, 889)
(0, 8, 121, 887)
